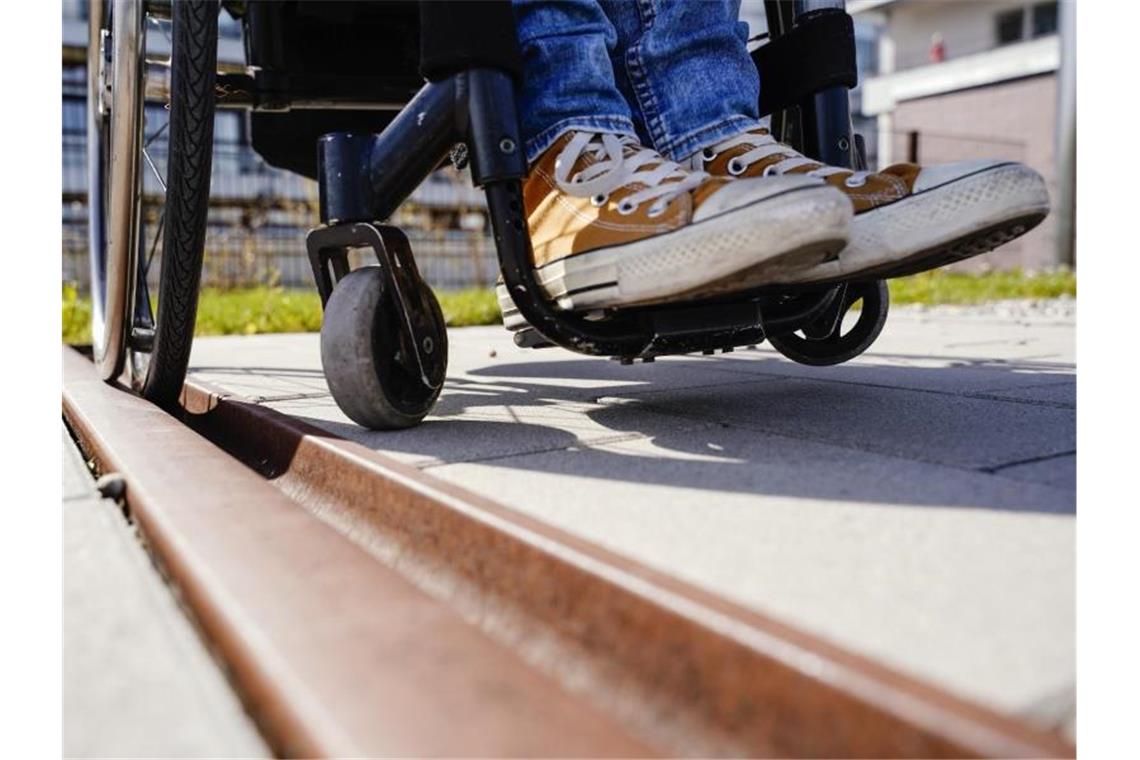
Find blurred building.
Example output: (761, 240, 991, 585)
(61, 0, 497, 293)
(63, 1, 1072, 287)
(851, 0, 1070, 271)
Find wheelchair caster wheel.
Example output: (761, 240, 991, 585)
(768, 279, 889, 366)
(320, 266, 448, 430)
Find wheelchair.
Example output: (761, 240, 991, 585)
(88, 0, 890, 429)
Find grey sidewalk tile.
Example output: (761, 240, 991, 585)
(432, 410, 1074, 515)
(867, 317, 1074, 363)
(599, 375, 1075, 472)
(184, 321, 1075, 727)
(972, 381, 1076, 408)
(433, 430, 1074, 719)
(267, 389, 722, 469)
(187, 368, 326, 401)
(994, 453, 1076, 491)
(452, 351, 780, 403)
(63, 430, 268, 758)
(698, 346, 1073, 396)
(63, 425, 96, 502)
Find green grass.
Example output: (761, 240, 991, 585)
(887, 268, 1075, 305)
(61, 284, 502, 345)
(62, 269, 1074, 345)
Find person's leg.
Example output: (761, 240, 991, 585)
(500, 0, 851, 313)
(585, 0, 1048, 283)
(621, 3, 1050, 282)
(691, 121, 1050, 284)
(513, 0, 638, 164)
(599, 0, 761, 161)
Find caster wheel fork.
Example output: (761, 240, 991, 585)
(313, 224, 448, 430)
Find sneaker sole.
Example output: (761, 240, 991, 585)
(789, 162, 1050, 284)
(498, 236, 846, 332)
(506, 184, 850, 318)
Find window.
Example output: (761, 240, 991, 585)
(996, 8, 1025, 45)
(1032, 2, 1059, 37)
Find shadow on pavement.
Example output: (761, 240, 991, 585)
(205, 352, 1075, 516)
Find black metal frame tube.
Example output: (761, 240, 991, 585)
(792, 1, 857, 168)
(311, 0, 875, 360)
(366, 77, 462, 222)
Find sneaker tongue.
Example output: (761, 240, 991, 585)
(740, 129, 836, 177)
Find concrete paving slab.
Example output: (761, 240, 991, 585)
(975, 381, 1076, 408)
(707, 348, 1075, 396)
(995, 453, 1077, 491)
(186, 305, 1075, 733)
(433, 435, 1074, 722)
(63, 429, 95, 501)
(63, 426, 269, 758)
(595, 375, 1076, 473)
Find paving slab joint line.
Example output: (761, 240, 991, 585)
(961, 393, 1075, 410)
(175, 370, 1075, 759)
(593, 393, 1074, 488)
(981, 450, 1078, 474)
(695, 364, 1075, 407)
(418, 430, 649, 470)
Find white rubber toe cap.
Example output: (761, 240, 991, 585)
(912, 159, 1031, 193)
(693, 174, 827, 222)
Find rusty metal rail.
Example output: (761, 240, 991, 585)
(63, 345, 1075, 758)
(62, 347, 647, 757)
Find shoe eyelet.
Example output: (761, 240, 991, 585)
(844, 175, 867, 188)
(701, 148, 717, 161)
(762, 164, 777, 177)
(646, 202, 667, 218)
(727, 158, 746, 176)
(591, 193, 608, 207)
(617, 200, 638, 215)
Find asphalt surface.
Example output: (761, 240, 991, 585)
(187, 304, 1075, 736)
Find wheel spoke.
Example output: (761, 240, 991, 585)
(144, 208, 165, 277)
(144, 119, 169, 147)
(141, 146, 167, 192)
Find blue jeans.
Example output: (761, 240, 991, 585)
(513, 0, 761, 164)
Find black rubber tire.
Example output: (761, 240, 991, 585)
(320, 267, 448, 430)
(767, 279, 889, 366)
(134, 1, 218, 408)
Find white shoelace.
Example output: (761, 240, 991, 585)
(698, 130, 874, 188)
(554, 132, 710, 217)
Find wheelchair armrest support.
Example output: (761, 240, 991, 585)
(753, 9, 858, 118)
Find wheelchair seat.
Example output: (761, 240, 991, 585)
(240, 0, 423, 179)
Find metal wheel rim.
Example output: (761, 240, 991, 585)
(88, 0, 144, 380)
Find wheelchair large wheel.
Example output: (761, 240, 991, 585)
(320, 267, 449, 430)
(767, 280, 889, 366)
(87, 0, 218, 408)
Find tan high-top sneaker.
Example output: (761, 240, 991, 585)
(691, 126, 1050, 283)
(504, 130, 851, 313)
